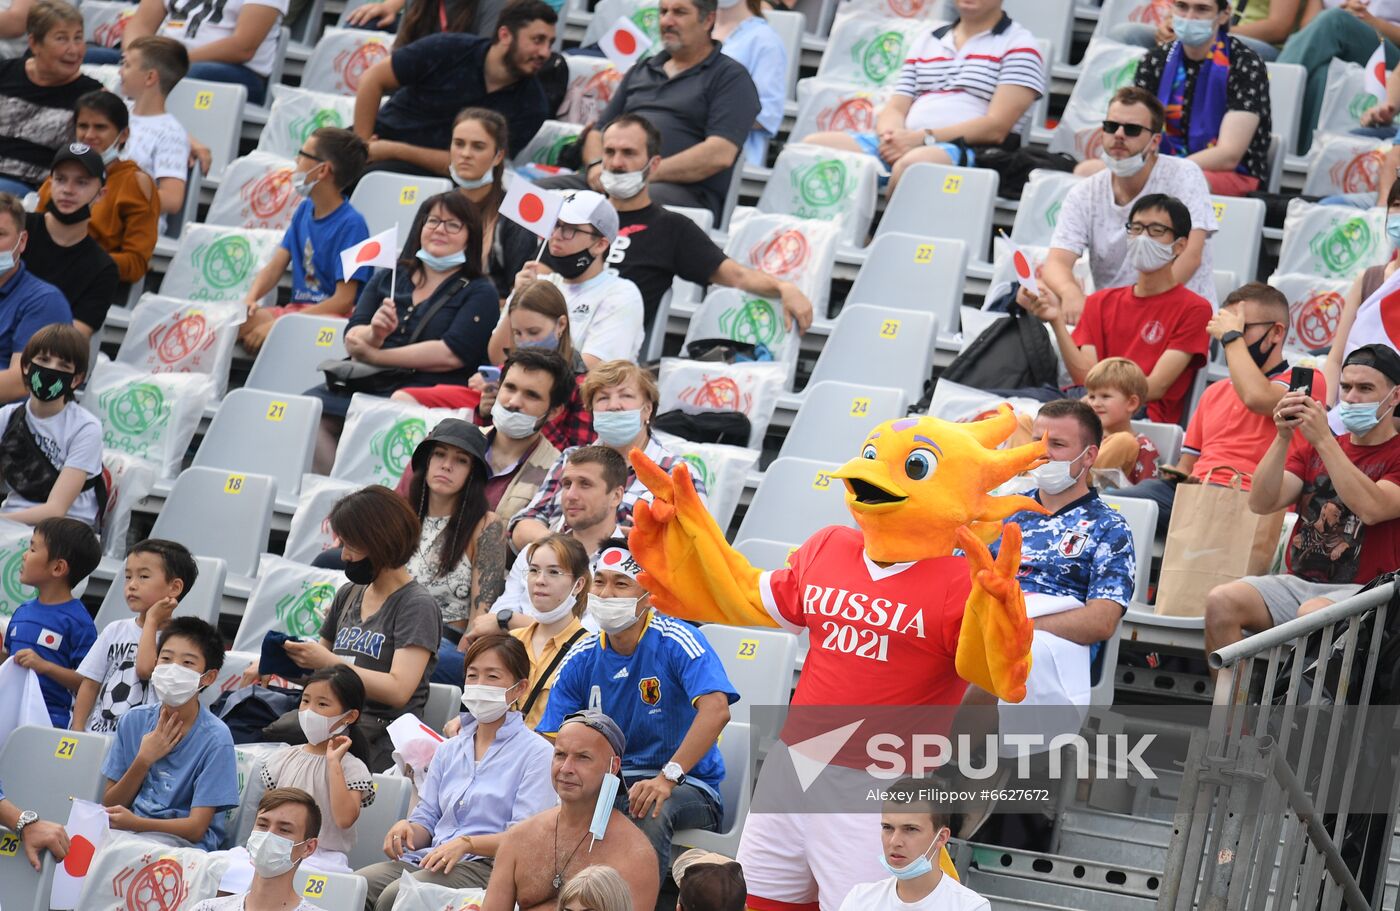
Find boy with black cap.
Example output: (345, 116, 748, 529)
(21, 142, 118, 338)
(1205, 343, 1400, 660)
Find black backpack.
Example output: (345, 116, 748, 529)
(938, 297, 1060, 391)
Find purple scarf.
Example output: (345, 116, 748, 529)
(1156, 29, 1241, 173)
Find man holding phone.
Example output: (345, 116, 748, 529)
(1205, 343, 1400, 660)
(1113, 283, 1322, 533)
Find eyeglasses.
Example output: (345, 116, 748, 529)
(1102, 120, 1155, 138)
(295, 149, 324, 162)
(1124, 221, 1176, 239)
(425, 215, 466, 234)
(553, 223, 601, 242)
(526, 567, 574, 580)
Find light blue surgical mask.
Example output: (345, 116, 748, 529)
(1337, 389, 1395, 435)
(100, 146, 119, 166)
(1386, 215, 1400, 247)
(290, 168, 319, 197)
(450, 165, 493, 190)
(0, 239, 22, 272)
(416, 247, 467, 271)
(1172, 15, 1217, 47)
(590, 770, 621, 843)
(515, 332, 559, 350)
(879, 838, 942, 881)
(593, 408, 644, 446)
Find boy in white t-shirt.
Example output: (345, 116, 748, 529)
(0, 324, 104, 527)
(839, 783, 990, 911)
(71, 539, 198, 734)
(119, 36, 192, 218)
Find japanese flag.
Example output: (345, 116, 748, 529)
(600, 17, 651, 71)
(340, 226, 399, 283)
(38, 628, 63, 649)
(50, 798, 109, 910)
(1008, 239, 1040, 297)
(500, 178, 563, 240)
(1367, 43, 1389, 106)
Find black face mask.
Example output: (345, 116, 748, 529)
(343, 556, 375, 585)
(1247, 334, 1275, 368)
(25, 364, 74, 402)
(45, 197, 91, 226)
(542, 245, 597, 280)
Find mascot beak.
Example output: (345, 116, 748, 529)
(832, 457, 908, 511)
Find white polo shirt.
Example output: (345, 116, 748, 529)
(895, 14, 1046, 135)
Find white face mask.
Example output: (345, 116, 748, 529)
(150, 663, 201, 707)
(1127, 232, 1177, 274)
(527, 581, 581, 625)
(599, 165, 648, 200)
(1028, 446, 1089, 495)
(298, 708, 348, 745)
(246, 830, 305, 878)
(491, 400, 543, 440)
(1099, 147, 1148, 178)
(460, 683, 515, 723)
(589, 594, 642, 634)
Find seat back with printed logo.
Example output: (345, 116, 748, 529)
(652, 432, 760, 532)
(256, 85, 357, 160)
(159, 225, 284, 310)
(83, 362, 218, 480)
(657, 359, 787, 450)
(150, 467, 276, 578)
(790, 76, 895, 145)
(815, 14, 932, 88)
(1277, 200, 1389, 281)
(205, 151, 298, 232)
(1267, 272, 1352, 354)
(331, 394, 464, 488)
(1047, 40, 1146, 161)
(513, 119, 585, 170)
(723, 211, 840, 316)
(683, 288, 800, 388)
(582, 0, 662, 48)
(100, 451, 156, 560)
(1316, 58, 1383, 143)
(114, 293, 248, 396)
(757, 143, 880, 247)
(1010, 170, 1083, 247)
(558, 55, 622, 126)
(285, 474, 361, 565)
(1302, 133, 1390, 199)
(735, 456, 856, 543)
(302, 27, 393, 95)
(349, 172, 453, 241)
(232, 556, 349, 651)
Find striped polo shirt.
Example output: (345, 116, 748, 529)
(895, 13, 1046, 135)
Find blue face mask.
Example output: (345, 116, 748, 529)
(593, 408, 644, 446)
(450, 165, 493, 190)
(1386, 215, 1400, 247)
(879, 839, 940, 880)
(0, 239, 21, 272)
(416, 247, 467, 271)
(1172, 14, 1217, 47)
(515, 332, 559, 350)
(1337, 389, 1395, 434)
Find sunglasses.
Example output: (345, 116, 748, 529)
(1102, 120, 1156, 138)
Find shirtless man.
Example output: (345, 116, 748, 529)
(483, 710, 659, 911)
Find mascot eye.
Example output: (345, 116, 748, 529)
(904, 449, 937, 481)
(862, 445, 877, 460)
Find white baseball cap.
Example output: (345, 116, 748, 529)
(557, 190, 619, 243)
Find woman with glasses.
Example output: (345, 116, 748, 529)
(307, 191, 500, 471)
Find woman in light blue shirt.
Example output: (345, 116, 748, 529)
(354, 634, 557, 911)
(716, 0, 789, 166)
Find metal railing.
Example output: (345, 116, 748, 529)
(1159, 581, 1399, 911)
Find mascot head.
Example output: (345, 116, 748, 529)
(831, 407, 1048, 563)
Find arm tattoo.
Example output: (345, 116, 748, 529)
(472, 518, 510, 622)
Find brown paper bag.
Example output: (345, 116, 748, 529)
(1155, 469, 1286, 617)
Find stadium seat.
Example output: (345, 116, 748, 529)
(1089, 620, 1121, 708)
(789, 77, 896, 147)
(652, 434, 759, 533)
(0, 851, 54, 911)
(425, 682, 463, 733)
(1266, 61, 1307, 157)
(295, 869, 369, 908)
(724, 212, 840, 318)
(680, 289, 800, 387)
(0, 727, 112, 819)
(734, 456, 854, 543)
(804, 304, 937, 402)
(877, 162, 999, 267)
(169, 78, 249, 183)
(672, 721, 752, 858)
(246, 313, 350, 395)
(1004, 0, 1073, 66)
(734, 538, 798, 570)
(350, 171, 454, 241)
(513, 118, 585, 169)
(150, 467, 277, 579)
(701, 626, 798, 726)
(759, 143, 880, 248)
(767, 9, 806, 100)
(228, 755, 271, 848)
(845, 231, 967, 345)
(93, 555, 228, 631)
(1129, 420, 1184, 466)
(581, 0, 659, 46)
(331, 395, 460, 488)
(778, 380, 906, 462)
(183, 389, 323, 509)
(1101, 494, 1158, 603)
(301, 27, 392, 95)
(1011, 171, 1082, 248)
(815, 15, 927, 89)
(82, 0, 136, 49)
(230, 556, 348, 652)
(256, 86, 357, 161)
(284, 474, 361, 565)
(158, 224, 285, 308)
(204, 151, 299, 233)
(1276, 201, 1388, 281)
(1301, 132, 1387, 200)
(645, 205, 717, 363)
(346, 774, 414, 870)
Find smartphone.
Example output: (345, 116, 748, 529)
(478, 366, 502, 383)
(1288, 366, 1314, 396)
(1159, 465, 1190, 483)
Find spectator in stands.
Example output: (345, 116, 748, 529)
(347, 0, 515, 47)
(193, 788, 327, 911)
(509, 361, 708, 551)
(0, 516, 98, 727)
(715, 0, 787, 167)
(34, 91, 158, 289)
(0, 325, 103, 526)
(539, 537, 736, 884)
(443, 108, 537, 299)
(1205, 344, 1400, 655)
(1111, 0, 1301, 62)
(307, 192, 499, 472)
(239, 127, 373, 353)
(1085, 357, 1161, 485)
(358, 634, 557, 910)
(72, 540, 196, 734)
(1027, 87, 1217, 321)
(102, 616, 238, 850)
(485, 709, 660, 911)
(0, 0, 36, 59)
(22, 143, 118, 338)
(839, 782, 990, 911)
(1106, 0, 1273, 197)
(352, 0, 556, 174)
(1280, 0, 1400, 151)
(541, 0, 761, 220)
(113, 0, 286, 106)
(513, 191, 644, 366)
(586, 114, 813, 335)
(1115, 283, 1314, 533)
(802, 0, 1045, 193)
(1324, 181, 1400, 403)
(0, 1, 100, 196)
(0, 783, 68, 872)
(673, 849, 747, 911)
(0, 194, 70, 403)
(118, 36, 191, 219)
(1030, 193, 1212, 424)
(559, 865, 637, 911)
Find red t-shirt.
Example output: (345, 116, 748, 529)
(1284, 432, 1400, 584)
(1072, 284, 1212, 424)
(1128, 433, 1161, 485)
(1185, 365, 1327, 490)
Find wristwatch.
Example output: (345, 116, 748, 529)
(496, 609, 514, 631)
(662, 762, 687, 786)
(1219, 330, 1245, 346)
(922, 129, 940, 147)
(14, 810, 37, 837)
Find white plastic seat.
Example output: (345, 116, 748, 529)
(204, 151, 298, 232)
(846, 231, 967, 343)
(778, 380, 906, 462)
(1004, 0, 1073, 65)
(0, 852, 53, 911)
(700, 628, 797, 725)
(158, 224, 285, 307)
(255, 85, 357, 160)
(724, 212, 841, 324)
(513, 118, 585, 168)
(645, 205, 717, 363)
(284, 474, 361, 564)
(230, 556, 348, 652)
(0, 726, 112, 820)
(1301, 131, 1388, 200)
(346, 774, 414, 869)
(759, 143, 879, 248)
(1266, 61, 1306, 156)
(1276, 201, 1388, 281)
(349, 171, 453, 241)
(295, 869, 369, 908)
(733, 538, 799, 570)
(672, 722, 752, 858)
(1207, 194, 1265, 295)
(805, 304, 937, 402)
(767, 9, 806, 99)
(168, 78, 249, 183)
(1129, 420, 1184, 467)
(1010, 170, 1083, 248)
(185, 389, 323, 508)
(814, 14, 928, 88)
(93, 555, 228, 631)
(876, 162, 999, 266)
(301, 26, 392, 95)
(425, 682, 463, 733)
(1046, 40, 1146, 163)
(1101, 494, 1158, 603)
(149, 467, 277, 579)
(246, 312, 350, 395)
(734, 456, 854, 543)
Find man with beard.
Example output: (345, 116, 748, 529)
(352, 0, 556, 176)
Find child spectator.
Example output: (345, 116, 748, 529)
(70, 539, 198, 734)
(118, 36, 191, 219)
(36, 91, 160, 286)
(1085, 357, 1160, 485)
(0, 516, 99, 726)
(0, 324, 105, 527)
(239, 127, 373, 353)
(220, 665, 374, 890)
(102, 616, 239, 850)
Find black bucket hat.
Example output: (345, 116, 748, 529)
(410, 418, 489, 478)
